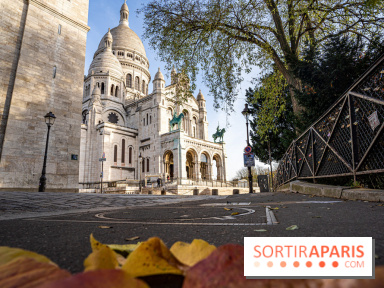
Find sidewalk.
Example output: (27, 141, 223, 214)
(277, 180, 384, 202)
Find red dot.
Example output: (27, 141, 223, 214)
(332, 261, 338, 268)
(306, 261, 312, 268)
(267, 261, 273, 267)
(280, 261, 286, 268)
(319, 261, 326, 268)
(293, 261, 300, 267)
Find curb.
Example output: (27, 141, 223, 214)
(277, 180, 384, 202)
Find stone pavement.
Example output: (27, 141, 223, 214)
(0, 191, 225, 221)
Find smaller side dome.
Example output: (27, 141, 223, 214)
(105, 28, 113, 49)
(197, 89, 205, 101)
(154, 68, 164, 80)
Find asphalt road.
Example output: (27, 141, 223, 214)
(0, 191, 383, 273)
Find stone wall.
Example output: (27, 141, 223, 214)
(0, 0, 89, 191)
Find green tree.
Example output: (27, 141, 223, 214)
(141, 0, 383, 114)
(293, 36, 384, 132)
(246, 69, 296, 163)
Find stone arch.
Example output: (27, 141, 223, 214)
(163, 150, 174, 180)
(186, 148, 198, 179)
(192, 116, 198, 138)
(213, 154, 223, 181)
(199, 151, 211, 180)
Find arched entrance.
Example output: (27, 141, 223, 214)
(213, 154, 222, 180)
(200, 152, 210, 180)
(164, 151, 174, 179)
(186, 149, 197, 179)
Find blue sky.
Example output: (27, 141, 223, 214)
(84, 0, 266, 179)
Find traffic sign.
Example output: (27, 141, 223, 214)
(99, 158, 106, 162)
(244, 146, 252, 154)
(244, 153, 255, 167)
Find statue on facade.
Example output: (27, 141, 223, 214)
(169, 112, 184, 131)
(213, 124, 225, 143)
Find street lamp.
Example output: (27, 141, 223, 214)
(99, 125, 104, 194)
(38, 112, 56, 192)
(138, 152, 142, 192)
(242, 104, 253, 194)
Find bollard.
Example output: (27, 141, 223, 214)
(148, 190, 152, 195)
(212, 189, 218, 195)
(193, 189, 199, 195)
(161, 189, 166, 195)
(233, 189, 239, 195)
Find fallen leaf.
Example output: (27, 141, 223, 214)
(231, 212, 239, 216)
(286, 225, 299, 230)
(39, 269, 149, 288)
(126, 236, 140, 241)
(98, 226, 112, 229)
(84, 245, 118, 272)
(0, 257, 70, 288)
(269, 207, 279, 210)
(122, 237, 184, 277)
(0, 246, 53, 267)
(254, 229, 267, 232)
(223, 208, 232, 211)
(170, 239, 216, 267)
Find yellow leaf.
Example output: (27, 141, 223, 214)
(0, 257, 70, 288)
(0, 246, 53, 267)
(170, 239, 216, 267)
(84, 246, 119, 272)
(125, 236, 140, 241)
(122, 237, 184, 277)
(223, 208, 232, 211)
(231, 212, 239, 216)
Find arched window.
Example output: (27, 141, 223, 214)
(142, 80, 145, 94)
(101, 83, 105, 94)
(129, 147, 132, 164)
(97, 82, 100, 87)
(121, 139, 125, 164)
(114, 145, 117, 163)
(135, 77, 140, 91)
(146, 114, 148, 125)
(143, 117, 145, 126)
(110, 84, 114, 96)
(126, 74, 132, 88)
(193, 127, 196, 138)
(115, 86, 119, 97)
(147, 158, 149, 172)
(142, 159, 145, 173)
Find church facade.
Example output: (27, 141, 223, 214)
(79, 2, 227, 186)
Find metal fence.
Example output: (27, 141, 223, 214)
(274, 55, 384, 189)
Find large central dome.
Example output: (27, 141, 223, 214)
(97, 25, 146, 57)
(95, 1, 146, 58)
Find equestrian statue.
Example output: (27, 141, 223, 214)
(213, 124, 225, 143)
(169, 112, 184, 131)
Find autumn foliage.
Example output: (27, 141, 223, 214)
(0, 236, 383, 288)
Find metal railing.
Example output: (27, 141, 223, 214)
(274, 55, 384, 189)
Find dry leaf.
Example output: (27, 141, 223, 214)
(107, 243, 141, 258)
(39, 269, 149, 288)
(223, 208, 232, 211)
(98, 226, 112, 229)
(122, 237, 184, 277)
(231, 212, 239, 216)
(126, 236, 140, 241)
(286, 225, 299, 230)
(0, 246, 53, 267)
(170, 239, 216, 267)
(254, 229, 267, 232)
(84, 246, 119, 272)
(0, 257, 70, 288)
(269, 207, 279, 210)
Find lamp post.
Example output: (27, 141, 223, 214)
(242, 104, 253, 194)
(138, 152, 142, 192)
(99, 126, 104, 194)
(38, 112, 56, 192)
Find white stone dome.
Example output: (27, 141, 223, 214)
(97, 24, 146, 58)
(154, 68, 164, 80)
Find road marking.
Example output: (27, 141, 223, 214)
(200, 202, 251, 206)
(266, 206, 278, 225)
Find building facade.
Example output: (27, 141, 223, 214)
(80, 2, 227, 186)
(0, 0, 90, 191)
